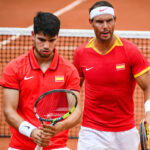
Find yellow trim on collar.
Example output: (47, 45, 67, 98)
(134, 66, 150, 78)
(86, 35, 123, 55)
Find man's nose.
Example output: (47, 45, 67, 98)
(103, 21, 108, 28)
(44, 41, 49, 49)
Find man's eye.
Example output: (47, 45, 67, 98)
(97, 21, 103, 24)
(107, 19, 113, 23)
(49, 39, 55, 42)
(38, 38, 45, 42)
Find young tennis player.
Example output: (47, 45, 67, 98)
(73, 1, 150, 150)
(0, 11, 82, 150)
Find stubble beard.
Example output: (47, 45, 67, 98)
(36, 48, 51, 58)
(34, 42, 51, 58)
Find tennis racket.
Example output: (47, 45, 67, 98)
(34, 89, 78, 150)
(140, 120, 150, 150)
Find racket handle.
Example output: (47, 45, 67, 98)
(35, 145, 43, 150)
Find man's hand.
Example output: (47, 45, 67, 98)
(30, 122, 65, 147)
(31, 128, 50, 147)
(42, 122, 65, 138)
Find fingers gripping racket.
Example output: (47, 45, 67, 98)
(34, 89, 78, 150)
(140, 120, 150, 150)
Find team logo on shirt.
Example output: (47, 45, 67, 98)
(55, 75, 64, 82)
(116, 63, 125, 70)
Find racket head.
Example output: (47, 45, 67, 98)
(34, 89, 77, 124)
(140, 120, 150, 150)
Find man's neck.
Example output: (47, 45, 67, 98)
(94, 35, 116, 55)
(34, 51, 54, 73)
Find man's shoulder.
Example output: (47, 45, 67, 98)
(14, 52, 28, 62)
(59, 56, 75, 70)
(59, 55, 75, 69)
(76, 42, 89, 51)
(120, 38, 138, 49)
(5, 52, 29, 69)
(119, 37, 141, 56)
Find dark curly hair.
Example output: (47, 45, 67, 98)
(33, 11, 60, 37)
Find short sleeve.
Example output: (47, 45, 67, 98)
(0, 60, 20, 89)
(125, 41, 150, 78)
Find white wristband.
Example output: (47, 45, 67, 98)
(145, 99, 150, 113)
(19, 121, 37, 137)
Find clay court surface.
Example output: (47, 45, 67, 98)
(0, 0, 150, 150)
(0, 0, 150, 30)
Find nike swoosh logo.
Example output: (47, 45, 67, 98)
(24, 76, 34, 80)
(86, 67, 93, 71)
(99, 8, 107, 12)
(24, 125, 30, 129)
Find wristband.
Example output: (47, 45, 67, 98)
(19, 121, 37, 137)
(145, 99, 150, 113)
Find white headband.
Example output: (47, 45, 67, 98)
(90, 6, 115, 19)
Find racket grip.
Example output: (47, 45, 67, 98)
(35, 145, 43, 150)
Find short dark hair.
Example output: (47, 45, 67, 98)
(33, 11, 60, 37)
(89, 1, 114, 14)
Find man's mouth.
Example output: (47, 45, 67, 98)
(101, 31, 110, 37)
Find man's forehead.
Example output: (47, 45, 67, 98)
(35, 32, 58, 39)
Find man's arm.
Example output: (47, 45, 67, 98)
(60, 91, 83, 129)
(80, 77, 85, 87)
(136, 71, 150, 127)
(3, 87, 50, 147)
(3, 88, 23, 129)
(58, 77, 85, 131)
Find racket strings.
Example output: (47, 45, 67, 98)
(36, 92, 76, 120)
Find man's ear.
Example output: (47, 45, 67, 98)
(89, 18, 93, 27)
(31, 31, 35, 40)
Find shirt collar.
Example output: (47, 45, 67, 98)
(28, 47, 59, 70)
(86, 34, 123, 55)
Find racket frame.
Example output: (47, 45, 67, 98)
(34, 89, 78, 125)
(140, 120, 150, 150)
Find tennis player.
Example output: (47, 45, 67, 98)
(0, 11, 82, 150)
(73, 1, 150, 150)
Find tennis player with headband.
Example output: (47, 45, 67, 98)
(73, 1, 150, 150)
(0, 11, 82, 150)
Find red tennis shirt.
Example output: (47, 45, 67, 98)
(73, 35, 150, 132)
(0, 47, 80, 149)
